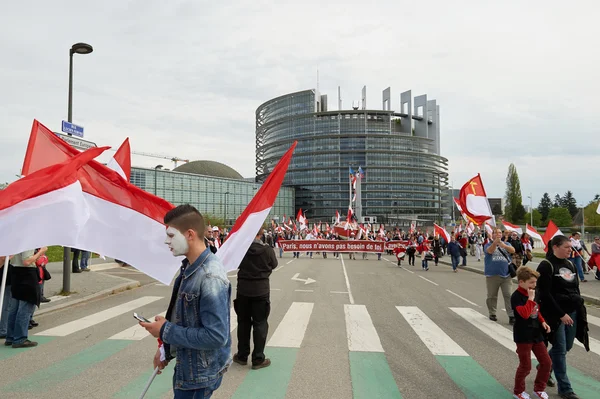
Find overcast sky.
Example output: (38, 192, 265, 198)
(1, 0, 598, 207)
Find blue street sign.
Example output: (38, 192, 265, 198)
(61, 120, 84, 137)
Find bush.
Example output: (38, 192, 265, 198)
(45, 246, 99, 262)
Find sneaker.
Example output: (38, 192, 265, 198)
(489, 315, 498, 321)
(29, 320, 39, 328)
(533, 392, 549, 399)
(40, 297, 51, 303)
(513, 392, 531, 399)
(252, 358, 271, 370)
(547, 376, 555, 387)
(559, 392, 580, 399)
(81, 268, 91, 272)
(4, 341, 13, 346)
(12, 340, 38, 348)
(232, 353, 247, 366)
(509, 317, 516, 325)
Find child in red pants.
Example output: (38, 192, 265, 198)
(511, 266, 552, 399)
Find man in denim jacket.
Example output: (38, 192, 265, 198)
(141, 205, 231, 398)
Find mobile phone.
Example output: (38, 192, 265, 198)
(133, 312, 151, 323)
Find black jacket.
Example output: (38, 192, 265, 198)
(237, 239, 278, 297)
(536, 254, 589, 349)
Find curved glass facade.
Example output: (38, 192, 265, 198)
(256, 89, 449, 224)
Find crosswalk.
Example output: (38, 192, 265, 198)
(1, 295, 600, 399)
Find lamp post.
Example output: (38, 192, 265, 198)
(154, 165, 163, 195)
(63, 42, 93, 293)
(527, 193, 533, 226)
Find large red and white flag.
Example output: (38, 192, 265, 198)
(217, 142, 297, 272)
(502, 220, 523, 235)
(0, 147, 107, 256)
(434, 223, 451, 243)
(458, 174, 494, 226)
(20, 120, 180, 284)
(106, 138, 131, 181)
(526, 224, 544, 243)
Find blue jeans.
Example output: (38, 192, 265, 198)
(279, 247, 283, 258)
(569, 257, 584, 281)
(6, 298, 36, 344)
(173, 375, 222, 398)
(0, 285, 13, 336)
(80, 251, 91, 270)
(549, 311, 577, 395)
(451, 255, 460, 270)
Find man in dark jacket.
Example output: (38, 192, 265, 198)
(233, 230, 278, 370)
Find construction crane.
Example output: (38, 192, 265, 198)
(130, 151, 190, 168)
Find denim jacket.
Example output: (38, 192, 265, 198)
(160, 248, 232, 390)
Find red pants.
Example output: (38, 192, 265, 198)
(514, 342, 552, 394)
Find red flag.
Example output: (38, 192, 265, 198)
(18, 120, 179, 284)
(107, 138, 131, 180)
(501, 220, 523, 234)
(542, 220, 563, 248)
(526, 224, 543, 243)
(458, 174, 494, 226)
(217, 142, 297, 271)
(434, 223, 451, 243)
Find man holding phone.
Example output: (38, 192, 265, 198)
(140, 205, 231, 399)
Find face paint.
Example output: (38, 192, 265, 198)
(165, 226, 189, 256)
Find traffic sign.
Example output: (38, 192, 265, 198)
(54, 132, 97, 151)
(61, 120, 84, 137)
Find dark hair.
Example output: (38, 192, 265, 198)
(546, 234, 570, 258)
(164, 204, 205, 238)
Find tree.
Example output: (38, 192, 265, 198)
(547, 207, 572, 228)
(537, 193, 553, 222)
(584, 202, 600, 233)
(524, 209, 543, 227)
(593, 194, 600, 202)
(561, 191, 578, 218)
(513, 203, 527, 224)
(504, 164, 524, 223)
(553, 194, 562, 208)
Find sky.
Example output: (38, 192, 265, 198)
(1, 0, 598, 207)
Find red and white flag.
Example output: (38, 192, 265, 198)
(217, 142, 297, 272)
(485, 222, 494, 236)
(526, 224, 544, 243)
(501, 220, 523, 235)
(0, 147, 107, 257)
(296, 208, 307, 230)
(335, 210, 340, 224)
(542, 220, 563, 247)
(19, 120, 181, 284)
(347, 205, 353, 223)
(467, 221, 475, 235)
(434, 223, 451, 243)
(106, 138, 131, 181)
(458, 174, 494, 226)
(453, 198, 468, 222)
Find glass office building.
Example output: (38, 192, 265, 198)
(256, 87, 449, 225)
(129, 164, 294, 226)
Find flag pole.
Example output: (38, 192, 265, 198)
(0, 256, 9, 319)
(138, 366, 160, 399)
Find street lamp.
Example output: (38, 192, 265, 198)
(63, 42, 93, 293)
(527, 193, 533, 226)
(154, 165, 163, 195)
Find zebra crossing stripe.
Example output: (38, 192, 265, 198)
(108, 311, 167, 340)
(398, 306, 509, 398)
(35, 296, 163, 337)
(451, 307, 600, 397)
(346, 304, 402, 398)
(344, 304, 383, 352)
(232, 302, 314, 399)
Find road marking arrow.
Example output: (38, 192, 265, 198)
(291, 273, 316, 285)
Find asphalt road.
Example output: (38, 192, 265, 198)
(1, 252, 599, 399)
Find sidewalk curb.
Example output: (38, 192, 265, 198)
(438, 259, 600, 306)
(36, 279, 141, 316)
